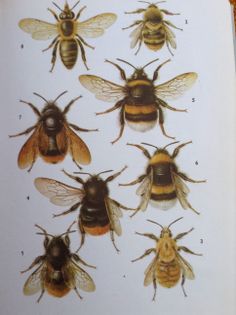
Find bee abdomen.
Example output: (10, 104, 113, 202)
(125, 104, 157, 132)
(157, 261, 180, 288)
(143, 26, 165, 51)
(59, 39, 78, 69)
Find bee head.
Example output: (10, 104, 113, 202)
(52, 1, 77, 19)
(147, 217, 183, 238)
(131, 68, 148, 80)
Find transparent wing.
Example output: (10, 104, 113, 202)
(144, 256, 158, 286)
(63, 260, 95, 292)
(164, 25, 176, 49)
(79, 75, 125, 102)
(23, 264, 46, 296)
(104, 197, 123, 236)
(155, 73, 198, 101)
(77, 13, 117, 38)
(130, 23, 143, 48)
(34, 178, 84, 206)
(136, 171, 153, 212)
(19, 19, 58, 40)
(172, 172, 190, 210)
(176, 253, 195, 280)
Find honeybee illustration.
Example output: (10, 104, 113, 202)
(79, 58, 197, 143)
(123, 1, 182, 55)
(120, 142, 206, 216)
(9, 91, 97, 171)
(34, 166, 134, 252)
(19, 1, 117, 71)
(132, 218, 202, 300)
(21, 222, 96, 302)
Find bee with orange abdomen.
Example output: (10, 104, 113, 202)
(132, 218, 202, 300)
(123, 1, 182, 55)
(19, 1, 117, 71)
(79, 58, 197, 143)
(120, 141, 206, 216)
(9, 91, 97, 171)
(34, 166, 134, 252)
(21, 222, 95, 302)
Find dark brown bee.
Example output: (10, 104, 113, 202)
(9, 91, 97, 171)
(120, 142, 206, 216)
(123, 1, 182, 55)
(21, 222, 95, 302)
(132, 218, 202, 300)
(34, 166, 134, 252)
(19, 1, 117, 71)
(79, 58, 197, 144)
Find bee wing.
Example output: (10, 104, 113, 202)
(23, 263, 46, 296)
(76, 13, 117, 38)
(63, 260, 95, 292)
(18, 127, 39, 170)
(65, 124, 91, 165)
(104, 197, 123, 236)
(79, 75, 125, 103)
(130, 23, 143, 48)
(164, 25, 176, 49)
(136, 171, 153, 212)
(19, 19, 58, 40)
(176, 253, 195, 280)
(144, 255, 158, 286)
(155, 73, 198, 101)
(172, 172, 191, 210)
(34, 178, 84, 206)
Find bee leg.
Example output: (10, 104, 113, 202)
(159, 99, 187, 112)
(105, 166, 127, 182)
(135, 232, 159, 242)
(135, 38, 143, 55)
(110, 230, 120, 253)
(77, 35, 94, 50)
(152, 59, 171, 81)
(122, 20, 143, 30)
(74, 287, 83, 299)
(175, 228, 194, 241)
(53, 202, 81, 218)
(152, 278, 157, 301)
(172, 141, 192, 158)
(177, 172, 206, 184)
(19, 99, 41, 116)
(21, 256, 44, 273)
(166, 40, 174, 56)
(178, 246, 202, 256)
(75, 5, 87, 20)
(62, 169, 85, 184)
(37, 289, 45, 303)
(96, 100, 123, 116)
(43, 36, 59, 52)
(105, 60, 127, 81)
(164, 20, 183, 31)
(127, 143, 151, 159)
(76, 39, 89, 70)
(181, 274, 187, 297)
(47, 8, 59, 21)
(119, 174, 145, 186)
(9, 125, 36, 138)
(131, 248, 155, 262)
(49, 41, 59, 73)
(69, 123, 98, 132)
(72, 254, 96, 269)
(76, 219, 86, 252)
(158, 107, 175, 139)
(161, 10, 180, 16)
(111, 107, 125, 145)
(124, 9, 146, 14)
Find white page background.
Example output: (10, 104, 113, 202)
(0, 0, 236, 314)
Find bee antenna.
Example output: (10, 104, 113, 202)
(35, 224, 54, 237)
(138, 1, 151, 4)
(163, 141, 180, 150)
(168, 217, 183, 228)
(53, 91, 68, 103)
(71, 0, 80, 10)
(155, 1, 167, 4)
(60, 230, 77, 237)
(116, 58, 137, 70)
(73, 171, 93, 176)
(147, 219, 163, 229)
(52, 2, 64, 12)
(142, 58, 160, 69)
(141, 142, 159, 150)
(33, 92, 49, 105)
(97, 169, 114, 176)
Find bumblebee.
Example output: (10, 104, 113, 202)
(34, 166, 134, 252)
(21, 222, 95, 302)
(19, 1, 117, 71)
(120, 141, 206, 216)
(132, 218, 202, 300)
(79, 58, 197, 143)
(9, 91, 97, 171)
(123, 1, 182, 55)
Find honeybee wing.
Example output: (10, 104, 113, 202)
(63, 260, 95, 292)
(176, 253, 195, 280)
(172, 172, 191, 210)
(163, 25, 176, 49)
(144, 255, 159, 286)
(79, 75, 126, 103)
(104, 197, 123, 236)
(34, 178, 84, 206)
(155, 73, 198, 101)
(23, 263, 46, 296)
(136, 171, 153, 212)
(19, 19, 58, 40)
(18, 126, 40, 169)
(76, 13, 117, 38)
(130, 23, 143, 48)
(65, 124, 91, 165)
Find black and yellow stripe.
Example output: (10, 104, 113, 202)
(125, 104, 157, 123)
(59, 39, 78, 69)
(143, 25, 166, 51)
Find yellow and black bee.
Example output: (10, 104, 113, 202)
(34, 166, 134, 252)
(9, 91, 97, 171)
(21, 222, 95, 302)
(123, 1, 182, 55)
(19, 1, 117, 71)
(79, 59, 197, 143)
(132, 217, 202, 300)
(120, 141, 206, 216)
